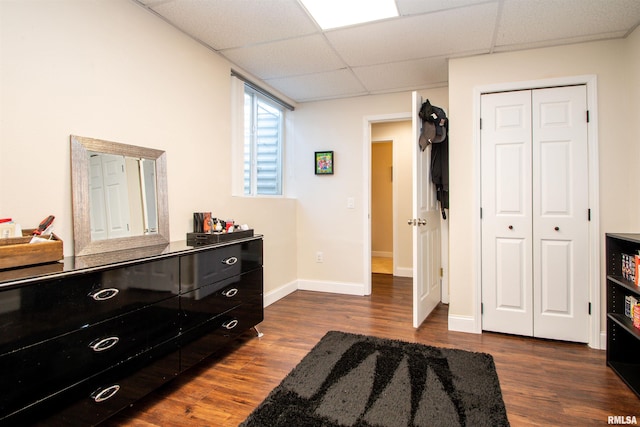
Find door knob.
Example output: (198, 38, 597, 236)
(508, 225, 513, 230)
(407, 219, 415, 226)
(417, 219, 427, 226)
(554, 226, 560, 231)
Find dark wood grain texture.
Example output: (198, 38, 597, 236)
(108, 274, 638, 427)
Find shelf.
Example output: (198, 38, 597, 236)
(608, 313, 640, 341)
(606, 234, 640, 398)
(607, 275, 640, 296)
(607, 361, 640, 398)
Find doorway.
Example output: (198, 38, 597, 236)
(371, 140, 393, 274)
(370, 120, 413, 279)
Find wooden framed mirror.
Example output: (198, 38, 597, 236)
(71, 135, 170, 257)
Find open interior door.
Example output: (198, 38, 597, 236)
(411, 92, 442, 328)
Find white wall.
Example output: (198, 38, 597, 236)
(0, 0, 297, 297)
(448, 30, 640, 333)
(291, 88, 448, 293)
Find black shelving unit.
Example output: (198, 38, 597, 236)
(606, 233, 640, 398)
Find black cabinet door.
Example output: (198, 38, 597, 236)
(0, 298, 179, 422)
(17, 341, 180, 427)
(179, 239, 263, 293)
(179, 268, 262, 332)
(0, 257, 179, 355)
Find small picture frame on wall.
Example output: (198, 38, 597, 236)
(315, 151, 334, 175)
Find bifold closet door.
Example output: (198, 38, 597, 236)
(481, 90, 534, 337)
(481, 86, 589, 343)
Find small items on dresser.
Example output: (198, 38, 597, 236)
(0, 215, 63, 270)
(188, 212, 253, 245)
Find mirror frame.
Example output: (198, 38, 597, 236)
(71, 135, 170, 256)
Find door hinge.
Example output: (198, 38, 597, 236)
(440, 267, 444, 277)
(588, 208, 591, 221)
(588, 302, 591, 315)
(481, 303, 484, 314)
(586, 110, 590, 123)
(479, 118, 482, 129)
(480, 208, 483, 219)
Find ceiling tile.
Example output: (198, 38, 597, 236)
(265, 69, 367, 102)
(396, 0, 495, 16)
(496, 0, 640, 48)
(222, 35, 345, 80)
(132, 0, 640, 102)
(353, 57, 448, 92)
(325, 3, 498, 67)
(149, 0, 318, 50)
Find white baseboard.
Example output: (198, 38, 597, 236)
(264, 280, 298, 307)
(298, 279, 366, 296)
(394, 267, 412, 278)
(599, 331, 607, 350)
(371, 251, 392, 258)
(448, 314, 481, 334)
(264, 279, 366, 307)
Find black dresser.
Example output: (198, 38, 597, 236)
(0, 236, 263, 426)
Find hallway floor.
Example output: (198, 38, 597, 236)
(371, 256, 393, 274)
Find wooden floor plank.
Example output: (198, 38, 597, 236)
(108, 274, 638, 427)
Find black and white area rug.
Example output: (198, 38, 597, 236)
(240, 331, 510, 427)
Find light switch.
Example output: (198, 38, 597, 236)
(347, 197, 355, 209)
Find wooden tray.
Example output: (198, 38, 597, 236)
(0, 229, 63, 270)
(186, 229, 254, 246)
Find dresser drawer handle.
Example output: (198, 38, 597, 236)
(222, 256, 238, 266)
(89, 336, 120, 352)
(89, 288, 119, 301)
(222, 288, 238, 297)
(222, 319, 238, 330)
(91, 384, 120, 403)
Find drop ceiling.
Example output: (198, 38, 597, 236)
(132, 0, 640, 103)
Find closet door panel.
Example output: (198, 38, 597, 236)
(481, 90, 533, 336)
(532, 85, 589, 342)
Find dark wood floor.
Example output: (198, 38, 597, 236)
(109, 274, 638, 427)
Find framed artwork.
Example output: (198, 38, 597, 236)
(315, 151, 334, 175)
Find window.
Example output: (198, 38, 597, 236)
(243, 87, 284, 196)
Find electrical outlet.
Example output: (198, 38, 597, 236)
(316, 251, 324, 263)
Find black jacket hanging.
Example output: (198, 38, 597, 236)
(418, 99, 449, 219)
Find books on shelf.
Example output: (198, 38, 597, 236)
(622, 253, 640, 285)
(626, 295, 639, 318)
(622, 253, 635, 282)
(634, 304, 640, 330)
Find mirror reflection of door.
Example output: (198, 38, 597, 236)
(89, 153, 131, 240)
(140, 158, 158, 233)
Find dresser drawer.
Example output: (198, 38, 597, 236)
(179, 311, 254, 371)
(180, 268, 262, 332)
(25, 341, 180, 427)
(0, 257, 179, 355)
(0, 298, 179, 421)
(179, 238, 263, 292)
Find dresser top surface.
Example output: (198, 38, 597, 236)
(0, 235, 262, 288)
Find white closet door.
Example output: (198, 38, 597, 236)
(481, 86, 589, 343)
(532, 86, 589, 342)
(481, 90, 533, 336)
